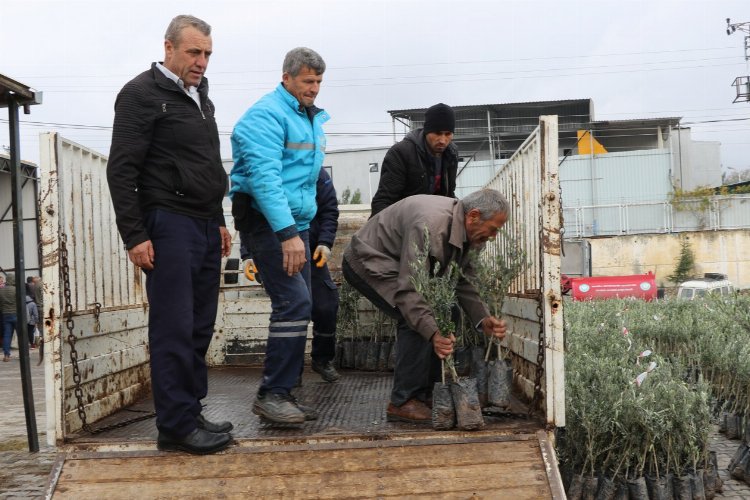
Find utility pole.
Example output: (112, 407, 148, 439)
(726, 18, 750, 103)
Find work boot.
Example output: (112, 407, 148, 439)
(311, 360, 341, 383)
(252, 392, 305, 424)
(157, 428, 232, 455)
(386, 399, 431, 424)
(196, 413, 234, 434)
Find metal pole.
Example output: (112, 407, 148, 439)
(486, 110, 495, 169)
(8, 94, 39, 452)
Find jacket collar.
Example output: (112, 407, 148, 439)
(274, 82, 327, 119)
(150, 62, 209, 97)
(407, 128, 458, 162)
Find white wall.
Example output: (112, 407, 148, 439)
(670, 128, 722, 190)
(323, 147, 388, 203)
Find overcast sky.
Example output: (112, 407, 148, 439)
(1, 0, 749, 171)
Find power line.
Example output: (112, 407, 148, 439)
(12, 45, 740, 81)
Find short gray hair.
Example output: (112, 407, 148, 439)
(462, 189, 509, 220)
(165, 15, 211, 45)
(283, 47, 326, 76)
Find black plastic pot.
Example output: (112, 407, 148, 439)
(487, 358, 512, 409)
(731, 444, 750, 481)
(727, 412, 741, 440)
(582, 475, 598, 499)
(354, 340, 368, 370)
(431, 382, 455, 430)
(594, 475, 616, 500)
(470, 346, 488, 407)
(703, 451, 723, 499)
(566, 473, 583, 500)
(645, 473, 673, 500)
(626, 476, 649, 500)
(340, 340, 355, 369)
(691, 469, 706, 499)
(377, 342, 391, 372)
(450, 377, 484, 430)
(673, 474, 693, 500)
(364, 342, 379, 371)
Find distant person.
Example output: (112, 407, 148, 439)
(370, 103, 458, 216)
(32, 276, 43, 318)
(231, 47, 329, 424)
(106, 14, 232, 455)
(25, 293, 39, 349)
(342, 190, 509, 423)
(1, 273, 18, 362)
(25, 276, 35, 298)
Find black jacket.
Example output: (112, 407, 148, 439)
(370, 128, 458, 217)
(309, 168, 339, 249)
(107, 63, 227, 249)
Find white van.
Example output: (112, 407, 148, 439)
(677, 273, 734, 300)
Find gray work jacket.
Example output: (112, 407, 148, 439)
(344, 195, 489, 340)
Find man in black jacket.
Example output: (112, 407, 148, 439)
(106, 15, 232, 455)
(370, 103, 458, 216)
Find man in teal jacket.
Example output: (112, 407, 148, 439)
(230, 47, 329, 424)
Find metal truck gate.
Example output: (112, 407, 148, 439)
(40, 132, 150, 445)
(481, 115, 564, 427)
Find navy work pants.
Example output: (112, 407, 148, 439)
(342, 259, 440, 406)
(245, 209, 312, 395)
(310, 262, 339, 364)
(143, 209, 222, 437)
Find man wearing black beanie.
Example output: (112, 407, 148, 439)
(370, 103, 458, 217)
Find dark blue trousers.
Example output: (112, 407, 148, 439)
(143, 209, 221, 437)
(245, 209, 312, 395)
(342, 259, 440, 406)
(310, 262, 339, 364)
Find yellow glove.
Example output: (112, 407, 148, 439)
(312, 245, 331, 268)
(243, 259, 258, 281)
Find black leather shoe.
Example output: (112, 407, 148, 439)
(157, 428, 232, 455)
(196, 413, 234, 433)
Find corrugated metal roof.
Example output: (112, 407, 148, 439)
(388, 98, 593, 117)
(591, 117, 682, 129)
(0, 73, 42, 108)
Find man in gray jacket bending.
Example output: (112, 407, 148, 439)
(342, 189, 509, 423)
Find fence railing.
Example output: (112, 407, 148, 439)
(563, 194, 750, 237)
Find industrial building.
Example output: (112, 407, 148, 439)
(322, 99, 722, 211)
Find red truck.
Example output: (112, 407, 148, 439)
(561, 271, 657, 301)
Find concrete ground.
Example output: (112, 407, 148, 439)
(2, 345, 750, 499)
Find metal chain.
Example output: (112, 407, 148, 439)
(528, 206, 546, 418)
(60, 233, 154, 435)
(92, 302, 101, 333)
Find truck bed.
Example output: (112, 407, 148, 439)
(48, 367, 564, 498)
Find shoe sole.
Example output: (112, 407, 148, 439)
(252, 406, 305, 425)
(257, 417, 305, 428)
(386, 413, 431, 424)
(157, 439, 231, 455)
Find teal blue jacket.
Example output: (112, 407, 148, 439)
(230, 83, 330, 239)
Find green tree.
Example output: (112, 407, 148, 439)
(668, 238, 695, 284)
(340, 187, 351, 205)
(350, 189, 362, 204)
